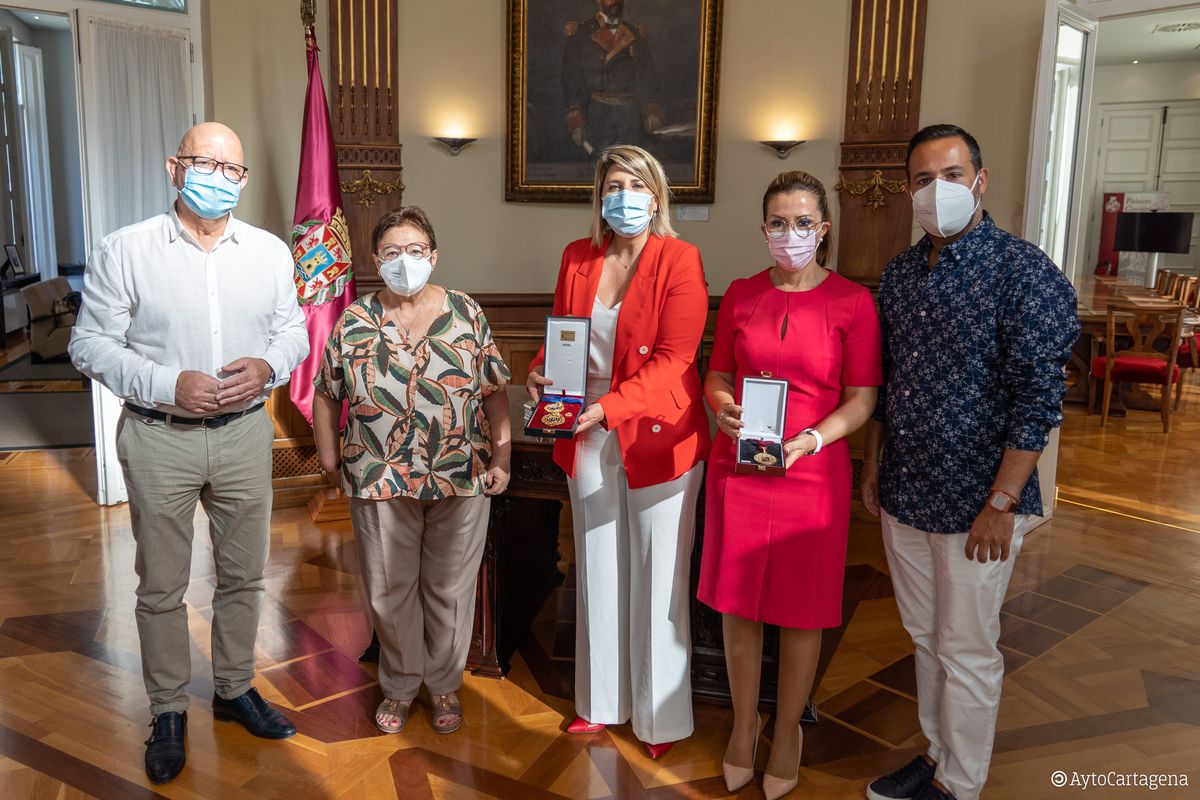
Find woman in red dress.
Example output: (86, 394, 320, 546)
(698, 171, 882, 799)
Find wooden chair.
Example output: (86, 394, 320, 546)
(1163, 272, 1186, 301)
(1173, 277, 1200, 404)
(1153, 269, 1174, 295)
(1089, 302, 1184, 433)
(1171, 274, 1198, 307)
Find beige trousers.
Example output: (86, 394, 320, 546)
(350, 494, 490, 700)
(881, 511, 1037, 800)
(116, 407, 275, 716)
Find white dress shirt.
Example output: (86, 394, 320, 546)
(69, 205, 310, 417)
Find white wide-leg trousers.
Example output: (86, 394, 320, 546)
(881, 510, 1037, 800)
(567, 425, 702, 745)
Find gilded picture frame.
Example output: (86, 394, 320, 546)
(506, 0, 723, 203)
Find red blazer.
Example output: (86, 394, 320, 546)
(531, 235, 712, 489)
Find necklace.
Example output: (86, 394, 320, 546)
(609, 242, 645, 270)
(385, 294, 430, 341)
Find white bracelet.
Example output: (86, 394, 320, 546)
(802, 427, 823, 455)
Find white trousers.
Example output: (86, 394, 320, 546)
(567, 426, 703, 744)
(881, 510, 1036, 800)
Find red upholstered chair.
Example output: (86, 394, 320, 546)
(1175, 276, 1199, 407)
(1089, 302, 1184, 433)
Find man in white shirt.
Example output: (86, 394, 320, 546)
(69, 122, 309, 785)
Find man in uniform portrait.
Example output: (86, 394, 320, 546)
(562, 0, 663, 158)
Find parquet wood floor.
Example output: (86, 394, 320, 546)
(1, 381, 1198, 799)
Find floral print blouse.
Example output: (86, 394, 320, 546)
(315, 289, 511, 500)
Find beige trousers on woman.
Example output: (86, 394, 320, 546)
(350, 494, 490, 700)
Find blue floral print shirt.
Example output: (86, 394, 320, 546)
(876, 213, 1080, 533)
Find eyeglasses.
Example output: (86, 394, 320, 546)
(764, 217, 825, 240)
(376, 242, 432, 261)
(176, 155, 248, 183)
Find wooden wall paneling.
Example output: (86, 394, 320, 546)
(330, 0, 402, 292)
(835, 0, 927, 289)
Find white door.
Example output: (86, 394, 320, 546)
(77, 13, 194, 505)
(14, 44, 57, 280)
(1024, 0, 1099, 286)
(1023, 0, 1100, 523)
(1158, 105, 1200, 272)
(1086, 104, 1164, 275)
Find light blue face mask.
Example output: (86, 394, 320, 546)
(601, 189, 654, 238)
(179, 167, 241, 220)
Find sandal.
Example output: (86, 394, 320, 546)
(431, 693, 463, 735)
(374, 698, 412, 734)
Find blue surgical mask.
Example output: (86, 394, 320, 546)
(601, 190, 654, 237)
(179, 167, 241, 220)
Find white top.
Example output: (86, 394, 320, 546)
(69, 206, 310, 416)
(587, 297, 621, 404)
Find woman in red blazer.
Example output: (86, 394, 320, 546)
(527, 145, 710, 759)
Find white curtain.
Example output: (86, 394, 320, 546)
(82, 18, 192, 506)
(89, 19, 190, 236)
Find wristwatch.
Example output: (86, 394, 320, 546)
(267, 366, 276, 386)
(986, 489, 1018, 513)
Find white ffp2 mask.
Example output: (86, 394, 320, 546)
(911, 174, 981, 238)
(379, 253, 432, 296)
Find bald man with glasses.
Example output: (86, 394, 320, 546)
(70, 122, 309, 784)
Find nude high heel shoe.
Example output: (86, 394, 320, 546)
(762, 723, 803, 800)
(722, 713, 761, 793)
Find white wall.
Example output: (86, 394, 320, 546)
(1077, 59, 1200, 278)
(921, 0, 1047, 238)
(32, 28, 85, 267)
(1095, 60, 1200, 104)
(0, 9, 32, 43)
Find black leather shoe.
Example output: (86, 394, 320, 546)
(144, 711, 187, 784)
(212, 688, 297, 739)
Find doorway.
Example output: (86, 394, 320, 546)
(0, 7, 83, 344)
(1025, 0, 1200, 290)
(1083, 8, 1200, 283)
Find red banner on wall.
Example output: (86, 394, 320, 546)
(1096, 192, 1124, 276)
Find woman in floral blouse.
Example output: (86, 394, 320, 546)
(312, 206, 511, 736)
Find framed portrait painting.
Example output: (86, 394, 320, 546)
(506, 0, 723, 203)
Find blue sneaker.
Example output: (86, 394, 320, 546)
(866, 755, 936, 800)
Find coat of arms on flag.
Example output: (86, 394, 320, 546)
(292, 208, 353, 306)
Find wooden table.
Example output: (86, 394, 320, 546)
(465, 387, 567, 676)
(1069, 276, 1198, 412)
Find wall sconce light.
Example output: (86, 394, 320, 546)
(759, 140, 806, 159)
(433, 137, 477, 156)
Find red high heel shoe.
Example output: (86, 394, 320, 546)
(566, 716, 606, 734)
(644, 740, 676, 760)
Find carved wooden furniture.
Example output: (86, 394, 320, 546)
(1088, 302, 1185, 432)
(835, 0, 928, 288)
(468, 426, 567, 677)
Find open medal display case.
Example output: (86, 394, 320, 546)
(735, 375, 788, 476)
(525, 316, 590, 439)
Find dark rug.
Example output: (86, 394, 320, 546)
(0, 391, 93, 449)
(0, 354, 84, 383)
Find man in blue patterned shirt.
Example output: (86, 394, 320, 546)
(860, 125, 1079, 800)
